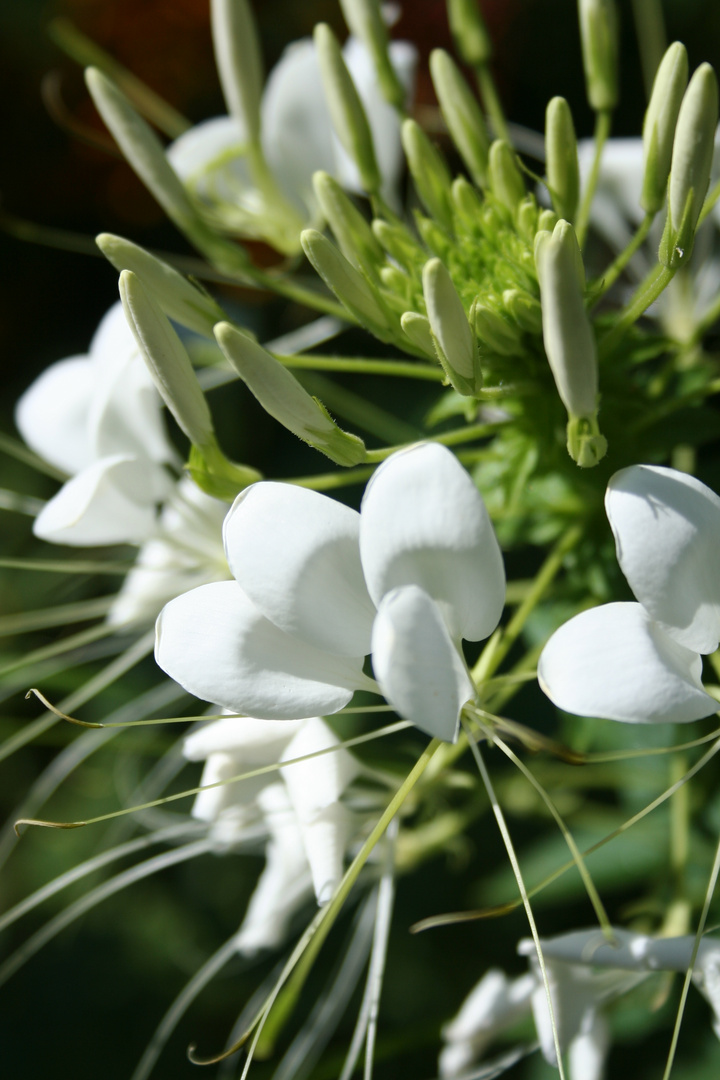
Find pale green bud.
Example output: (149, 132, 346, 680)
(301, 228, 394, 339)
(488, 140, 526, 215)
(660, 63, 719, 266)
(214, 323, 366, 466)
(430, 49, 489, 187)
(372, 219, 419, 271)
(338, 0, 406, 110)
(402, 119, 454, 233)
(416, 215, 452, 260)
(312, 172, 384, 278)
(97, 233, 224, 338)
(578, 0, 618, 111)
(536, 222, 603, 460)
(380, 265, 411, 300)
(641, 42, 688, 214)
(537, 208, 559, 233)
(471, 300, 521, 356)
(447, 0, 492, 65)
(211, 0, 263, 142)
(545, 97, 580, 222)
(119, 270, 215, 449)
(400, 312, 436, 358)
(422, 258, 481, 396)
(451, 176, 484, 226)
(314, 23, 381, 194)
(502, 288, 543, 333)
(187, 441, 262, 501)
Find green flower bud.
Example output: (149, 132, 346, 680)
(372, 219, 420, 272)
(214, 322, 367, 466)
(97, 233, 224, 338)
(451, 176, 484, 227)
(400, 311, 436, 358)
(187, 441, 262, 501)
(314, 23, 381, 194)
(536, 221, 606, 464)
(502, 288, 543, 333)
(210, 0, 263, 143)
(302, 228, 394, 340)
(516, 196, 539, 240)
(471, 299, 521, 356)
(641, 42, 688, 214)
(338, 0, 406, 110)
(402, 119, 454, 233)
(430, 49, 489, 187)
(578, 0, 619, 111)
(488, 140, 526, 215)
(416, 215, 452, 260)
(545, 97, 580, 222)
(119, 270, 215, 450)
(312, 172, 384, 279)
(380, 265, 412, 302)
(447, 0, 492, 66)
(660, 62, 719, 267)
(422, 258, 482, 396)
(537, 208, 559, 233)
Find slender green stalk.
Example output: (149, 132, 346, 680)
(575, 109, 613, 248)
(600, 262, 676, 356)
(475, 63, 511, 145)
(591, 213, 654, 300)
(251, 267, 352, 320)
(276, 354, 445, 381)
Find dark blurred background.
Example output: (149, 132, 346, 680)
(3, 2, 720, 1078)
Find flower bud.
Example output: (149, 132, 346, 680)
(488, 140, 526, 215)
(338, 0, 406, 110)
(641, 42, 688, 214)
(447, 0, 492, 66)
(314, 23, 381, 194)
(471, 300, 521, 356)
(660, 62, 719, 267)
(372, 219, 418, 271)
(502, 288, 542, 333)
(516, 196, 539, 240)
(98, 233, 224, 338)
(210, 0, 263, 143)
(545, 97, 580, 222)
(301, 228, 394, 340)
(422, 258, 482, 396)
(312, 172, 384, 279)
(578, 0, 619, 111)
(400, 311, 436, 358)
(214, 322, 367, 466)
(537, 208, 559, 233)
(401, 119, 454, 233)
(430, 49, 489, 187)
(451, 176, 484, 227)
(536, 221, 606, 465)
(119, 271, 215, 450)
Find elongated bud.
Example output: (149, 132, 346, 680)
(447, 0, 492, 66)
(312, 172, 384, 277)
(119, 271, 215, 449)
(98, 234, 224, 337)
(471, 300, 521, 355)
(545, 97, 580, 222)
(401, 312, 436, 358)
(211, 0, 263, 142)
(301, 228, 393, 340)
(641, 42, 688, 214)
(422, 258, 482, 396)
(314, 23, 381, 194)
(430, 49, 489, 187)
(578, 0, 619, 111)
(452, 176, 484, 226)
(660, 62, 719, 267)
(536, 221, 607, 466)
(502, 288, 542, 333)
(402, 118, 454, 232)
(338, 0, 406, 109)
(488, 140, 526, 214)
(372, 219, 419, 271)
(214, 323, 367, 466)
(537, 208, 559, 233)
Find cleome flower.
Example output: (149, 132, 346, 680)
(539, 464, 720, 723)
(155, 442, 506, 742)
(183, 712, 361, 952)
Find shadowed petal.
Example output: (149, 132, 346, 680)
(15, 357, 94, 475)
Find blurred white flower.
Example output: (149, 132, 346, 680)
(539, 464, 720, 723)
(156, 442, 506, 742)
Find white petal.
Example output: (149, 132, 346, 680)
(155, 580, 368, 719)
(88, 300, 139, 370)
(360, 444, 505, 642)
(166, 114, 248, 191)
(33, 455, 160, 546)
(443, 970, 535, 1043)
(567, 1011, 610, 1080)
(579, 137, 645, 236)
(190, 750, 266, 834)
(372, 586, 475, 741)
(223, 482, 376, 657)
(261, 38, 336, 214)
(281, 716, 360, 810)
(607, 464, 720, 653)
(184, 715, 305, 761)
(538, 602, 717, 724)
(90, 355, 175, 476)
(15, 357, 95, 475)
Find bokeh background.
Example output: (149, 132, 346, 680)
(3, 2, 720, 1078)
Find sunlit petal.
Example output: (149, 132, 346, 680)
(15, 357, 94, 475)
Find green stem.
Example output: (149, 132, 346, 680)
(250, 268, 352, 320)
(475, 63, 511, 145)
(364, 420, 508, 464)
(599, 263, 676, 357)
(575, 110, 613, 249)
(276, 354, 444, 381)
(697, 177, 720, 227)
(590, 213, 655, 301)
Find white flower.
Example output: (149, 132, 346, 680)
(155, 442, 506, 741)
(438, 968, 535, 1078)
(16, 302, 176, 546)
(539, 464, 720, 723)
(166, 35, 416, 246)
(183, 713, 360, 953)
